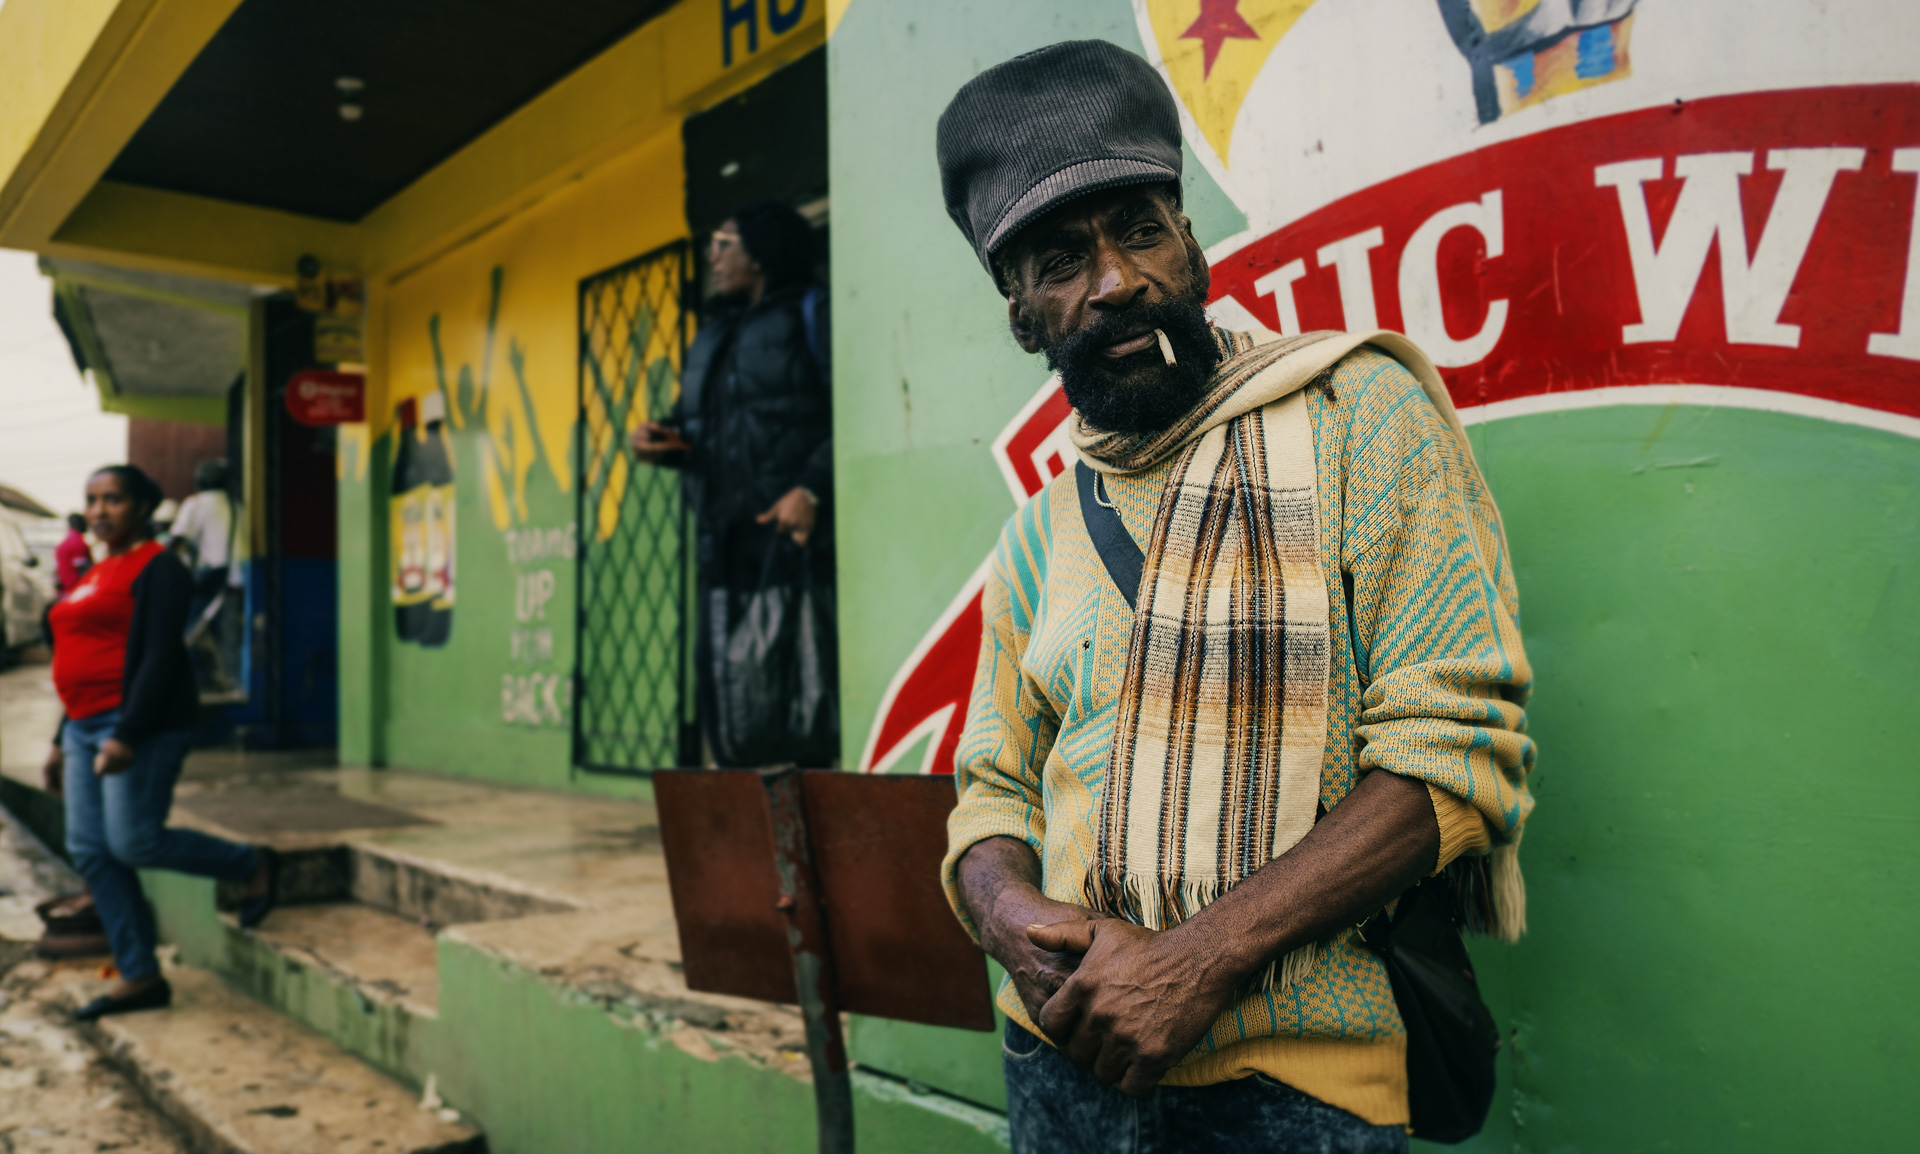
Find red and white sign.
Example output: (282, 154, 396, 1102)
(857, 83, 1920, 778)
(285, 369, 367, 425)
(1209, 86, 1920, 421)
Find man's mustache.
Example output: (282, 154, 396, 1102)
(1045, 300, 1203, 372)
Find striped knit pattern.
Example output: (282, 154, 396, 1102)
(942, 341, 1535, 1122)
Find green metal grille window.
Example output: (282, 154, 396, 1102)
(574, 241, 697, 774)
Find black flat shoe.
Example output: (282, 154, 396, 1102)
(74, 978, 171, 1021)
(238, 846, 278, 930)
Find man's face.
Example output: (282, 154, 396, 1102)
(999, 186, 1218, 435)
(708, 221, 759, 300)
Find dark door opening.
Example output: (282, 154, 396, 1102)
(572, 46, 830, 775)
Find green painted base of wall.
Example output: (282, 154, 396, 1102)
(141, 871, 1007, 1152)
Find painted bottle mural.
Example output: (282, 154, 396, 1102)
(391, 391, 457, 648)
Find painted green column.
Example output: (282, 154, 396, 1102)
(337, 428, 388, 767)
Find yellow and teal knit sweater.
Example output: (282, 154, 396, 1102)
(942, 345, 1535, 1126)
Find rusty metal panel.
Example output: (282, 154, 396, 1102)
(801, 773, 995, 1032)
(653, 769, 796, 1004)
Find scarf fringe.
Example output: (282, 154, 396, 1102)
(1089, 870, 1322, 996)
(1447, 838, 1528, 943)
(1255, 942, 1320, 995)
(1489, 839, 1527, 943)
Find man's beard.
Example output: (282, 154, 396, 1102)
(1038, 294, 1222, 437)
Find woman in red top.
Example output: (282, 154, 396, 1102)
(40, 465, 273, 1021)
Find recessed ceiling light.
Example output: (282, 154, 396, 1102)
(336, 76, 365, 94)
(339, 104, 364, 122)
(719, 161, 741, 178)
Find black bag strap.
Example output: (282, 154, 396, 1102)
(1074, 461, 1143, 610)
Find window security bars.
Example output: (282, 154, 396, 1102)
(574, 241, 697, 774)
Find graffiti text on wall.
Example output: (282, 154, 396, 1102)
(413, 267, 578, 729)
(1206, 87, 1920, 414)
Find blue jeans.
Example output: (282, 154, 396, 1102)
(62, 711, 257, 981)
(1004, 1023, 1409, 1154)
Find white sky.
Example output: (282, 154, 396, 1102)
(0, 248, 127, 517)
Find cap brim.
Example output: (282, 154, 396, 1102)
(983, 157, 1180, 262)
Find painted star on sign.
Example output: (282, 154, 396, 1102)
(1182, 0, 1260, 77)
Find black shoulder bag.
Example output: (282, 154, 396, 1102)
(1074, 461, 1500, 1143)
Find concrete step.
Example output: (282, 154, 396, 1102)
(345, 843, 578, 928)
(65, 964, 483, 1154)
(245, 902, 442, 1018)
(210, 843, 580, 931)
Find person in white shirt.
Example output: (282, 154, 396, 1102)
(167, 460, 234, 588)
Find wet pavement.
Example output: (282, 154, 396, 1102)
(0, 798, 191, 1154)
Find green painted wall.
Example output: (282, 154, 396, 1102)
(1468, 405, 1920, 1149)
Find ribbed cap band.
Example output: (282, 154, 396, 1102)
(937, 40, 1182, 272)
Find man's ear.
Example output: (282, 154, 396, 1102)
(1007, 293, 1042, 354)
(1179, 215, 1211, 300)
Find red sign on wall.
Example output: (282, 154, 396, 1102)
(284, 370, 367, 425)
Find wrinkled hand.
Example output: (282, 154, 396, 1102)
(94, 737, 135, 777)
(756, 487, 818, 547)
(42, 744, 64, 793)
(987, 896, 1107, 1027)
(628, 421, 689, 464)
(1030, 919, 1237, 1097)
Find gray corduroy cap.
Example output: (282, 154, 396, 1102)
(937, 40, 1183, 273)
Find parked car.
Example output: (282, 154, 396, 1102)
(0, 513, 50, 659)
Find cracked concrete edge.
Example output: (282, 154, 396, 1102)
(440, 929, 818, 1083)
(73, 1015, 257, 1154)
(223, 912, 441, 1020)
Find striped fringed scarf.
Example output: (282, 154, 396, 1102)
(1072, 327, 1526, 994)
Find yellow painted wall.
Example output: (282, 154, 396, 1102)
(338, 116, 692, 788)
(380, 128, 686, 494)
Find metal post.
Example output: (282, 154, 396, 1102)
(761, 767, 854, 1154)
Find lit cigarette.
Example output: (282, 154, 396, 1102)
(1155, 328, 1177, 365)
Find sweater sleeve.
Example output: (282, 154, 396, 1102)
(940, 504, 1059, 942)
(1339, 353, 1535, 846)
(114, 551, 195, 745)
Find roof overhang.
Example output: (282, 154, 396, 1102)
(43, 256, 261, 425)
(0, 0, 823, 288)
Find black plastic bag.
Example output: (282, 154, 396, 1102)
(1356, 874, 1502, 1144)
(707, 535, 839, 768)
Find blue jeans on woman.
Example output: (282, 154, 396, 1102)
(1003, 1022, 1409, 1154)
(62, 710, 257, 982)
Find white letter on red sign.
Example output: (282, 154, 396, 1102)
(1596, 148, 1862, 348)
(1868, 148, 1920, 362)
(1397, 191, 1509, 368)
(1253, 259, 1308, 336)
(1316, 228, 1386, 332)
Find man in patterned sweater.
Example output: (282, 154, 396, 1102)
(935, 42, 1535, 1152)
